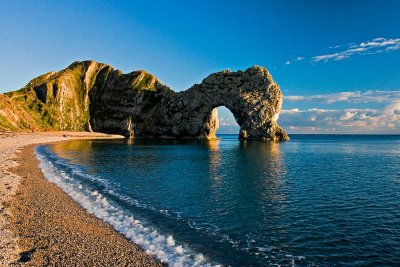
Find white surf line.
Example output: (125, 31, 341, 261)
(36, 146, 221, 267)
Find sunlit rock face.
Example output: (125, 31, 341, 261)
(146, 66, 289, 140)
(1, 61, 289, 140)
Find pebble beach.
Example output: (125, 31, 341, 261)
(0, 131, 160, 266)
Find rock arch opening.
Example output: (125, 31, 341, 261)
(214, 106, 239, 136)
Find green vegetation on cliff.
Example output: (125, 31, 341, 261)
(0, 61, 161, 132)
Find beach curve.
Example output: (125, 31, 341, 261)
(0, 131, 161, 266)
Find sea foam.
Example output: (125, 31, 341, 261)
(35, 146, 219, 267)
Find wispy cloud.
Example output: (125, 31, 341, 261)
(285, 90, 400, 104)
(218, 116, 238, 127)
(284, 56, 304, 66)
(328, 43, 355, 49)
(285, 37, 400, 64)
(312, 37, 400, 62)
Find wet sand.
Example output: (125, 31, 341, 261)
(0, 132, 161, 266)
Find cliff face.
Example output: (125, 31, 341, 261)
(0, 61, 289, 140)
(0, 61, 106, 131)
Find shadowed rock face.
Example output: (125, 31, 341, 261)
(0, 61, 289, 140)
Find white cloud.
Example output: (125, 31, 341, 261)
(279, 101, 400, 133)
(384, 99, 400, 117)
(340, 111, 356, 120)
(308, 115, 317, 121)
(218, 116, 239, 127)
(312, 37, 400, 63)
(281, 108, 301, 114)
(285, 95, 305, 101)
(284, 57, 305, 65)
(308, 108, 338, 113)
(285, 90, 400, 104)
(328, 43, 355, 49)
(386, 45, 400, 51)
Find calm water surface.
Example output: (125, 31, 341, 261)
(36, 135, 400, 266)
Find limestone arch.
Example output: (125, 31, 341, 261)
(172, 66, 288, 141)
(86, 62, 289, 141)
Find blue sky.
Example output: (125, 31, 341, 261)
(1, 0, 399, 133)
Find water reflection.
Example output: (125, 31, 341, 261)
(51, 140, 94, 163)
(205, 139, 288, 220)
(206, 139, 222, 182)
(237, 141, 286, 202)
(127, 138, 135, 146)
(205, 139, 220, 152)
(233, 141, 289, 257)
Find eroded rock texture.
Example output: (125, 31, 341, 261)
(0, 61, 289, 140)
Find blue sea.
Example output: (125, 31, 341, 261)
(35, 134, 400, 266)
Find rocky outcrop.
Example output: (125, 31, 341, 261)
(0, 61, 289, 140)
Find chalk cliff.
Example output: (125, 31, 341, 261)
(0, 61, 289, 140)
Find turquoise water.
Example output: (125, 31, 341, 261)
(36, 135, 400, 266)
